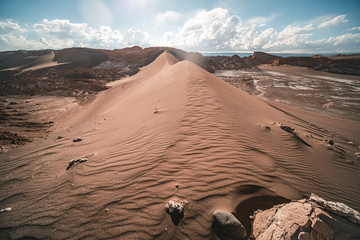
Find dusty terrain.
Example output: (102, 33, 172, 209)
(0, 52, 359, 239)
(0, 95, 79, 152)
(215, 65, 360, 121)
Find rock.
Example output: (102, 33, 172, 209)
(279, 124, 294, 133)
(309, 193, 360, 225)
(73, 137, 83, 142)
(213, 210, 247, 240)
(279, 123, 312, 147)
(311, 218, 334, 239)
(66, 157, 88, 170)
(252, 202, 311, 240)
(0, 207, 12, 212)
(252, 194, 360, 240)
(165, 200, 185, 225)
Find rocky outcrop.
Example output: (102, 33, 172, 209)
(213, 210, 247, 240)
(252, 52, 280, 64)
(270, 54, 360, 75)
(252, 194, 360, 239)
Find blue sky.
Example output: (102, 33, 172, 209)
(0, 0, 360, 53)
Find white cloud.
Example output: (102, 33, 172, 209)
(168, 8, 317, 52)
(0, 20, 25, 34)
(154, 10, 182, 24)
(0, 10, 359, 53)
(318, 15, 348, 28)
(123, 28, 152, 47)
(174, 8, 243, 49)
(348, 26, 360, 31)
(34, 19, 89, 39)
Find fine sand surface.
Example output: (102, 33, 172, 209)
(1, 52, 360, 239)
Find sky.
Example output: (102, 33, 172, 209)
(0, 0, 360, 53)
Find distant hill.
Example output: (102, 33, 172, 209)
(0, 47, 359, 97)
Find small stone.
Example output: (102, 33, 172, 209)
(328, 139, 334, 145)
(0, 207, 12, 212)
(73, 137, 83, 142)
(175, 184, 179, 188)
(213, 210, 247, 240)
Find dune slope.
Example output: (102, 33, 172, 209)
(1, 52, 359, 239)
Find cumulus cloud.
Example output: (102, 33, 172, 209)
(168, 8, 317, 52)
(0, 19, 25, 34)
(174, 8, 243, 50)
(348, 26, 360, 31)
(154, 10, 182, 24)
(34, 19, 89, 39)
(0, 10, 359, 53)
(123, 28, 152, 47)
(318, 15, 348, 28)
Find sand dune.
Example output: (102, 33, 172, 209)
(0, 50, 67, 73)
(1, 52, 359, 239)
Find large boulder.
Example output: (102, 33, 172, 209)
(213, 210, 247, 240)
(252, 194, 360, 239)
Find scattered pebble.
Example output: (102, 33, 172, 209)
(73, 137, 83, 142)
(0, 208, 12, 212)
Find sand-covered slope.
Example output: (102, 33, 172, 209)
(0, 50, 67, 73)
(1, 52, 359, 239)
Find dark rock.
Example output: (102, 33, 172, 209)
(280, 124, 294, 133)
(279, 123, 312, 147)
(165, 200, 185, 225)
(73, 137, 83, 142)
(66, 157, 88, 170)
(213, 210, 247, 240)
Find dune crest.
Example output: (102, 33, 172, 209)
(1, 52, 359, 239)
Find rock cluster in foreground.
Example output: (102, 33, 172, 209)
(252, 194, 360, 240)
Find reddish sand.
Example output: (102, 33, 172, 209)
(1, 52, 359, 239)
